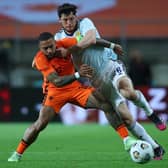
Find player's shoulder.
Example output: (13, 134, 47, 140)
(80, 17, 93, 24)
(33, 51, 49, 70)
(78, 18, 95, 30)
(56, 28, 64, 35)
(54, 28, 65, 40)
(34, 51, 45, 61)
(35, 50, 43, 57)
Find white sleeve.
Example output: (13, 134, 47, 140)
(54, 29, 65, 40)
(54, 33, 60, 40)
(79, 18, 100, 37)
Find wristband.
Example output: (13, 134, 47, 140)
(110, 43, 115, 49)
(74, 72, 80, 79)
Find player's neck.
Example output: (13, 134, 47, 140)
(63, 22, 78, 36)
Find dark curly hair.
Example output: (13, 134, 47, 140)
(38, 32, 53, 42)
(57, 3, 77, 18)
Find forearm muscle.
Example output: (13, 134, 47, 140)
(47, 72, 76, 87)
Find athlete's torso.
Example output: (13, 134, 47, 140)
(34, 42, 80, 93)
(55, 18, 117, 77)
(55, 18, 124, 106)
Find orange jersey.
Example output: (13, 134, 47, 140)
(34, 37, 78, 93)
(56, 37, 77, 48)
(33, 37, 94, 112)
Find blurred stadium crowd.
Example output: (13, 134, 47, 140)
(0, 0, 168, 122)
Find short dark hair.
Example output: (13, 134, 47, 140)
(57, 3, 77, 18)
(38, 32, 54, 42)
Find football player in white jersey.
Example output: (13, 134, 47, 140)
(55, 3, 166, 131)
(54, 3, 165, 159)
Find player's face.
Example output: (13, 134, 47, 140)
(39, 38, 56, 58)
(59, 12, 78, 33)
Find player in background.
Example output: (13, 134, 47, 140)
(54, 3, 166, 131)
(54, 3, 166, 159)
(8, 32, 138, 162)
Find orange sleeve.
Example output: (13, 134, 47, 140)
(57, 37, 78, 48)
(34, 52, 55, 78)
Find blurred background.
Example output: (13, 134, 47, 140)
(0, 0, 168, 124)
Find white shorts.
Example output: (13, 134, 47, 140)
(100, 81, 125, 109)
(92, 60, 125, 109)
(112, 60, 127, 89)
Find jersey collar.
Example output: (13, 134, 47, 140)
(63, 21, 79, 36)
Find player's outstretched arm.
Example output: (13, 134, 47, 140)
(47, 72, 77, 87)
(47, 64, 94, 87)
(77, 29, 97, 49)
(95, 38, 124, 56)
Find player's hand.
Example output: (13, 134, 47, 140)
(79, 64, 94, 78)
(113, 44, 124, 56)
(55, 48, 69, 58)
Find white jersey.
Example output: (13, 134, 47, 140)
(55, 18, 117, 60)
(55, 18, 125, 108)
(55, 18, 117, 76)
(55, 18, 100, 40)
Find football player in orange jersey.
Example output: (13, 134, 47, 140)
(8, 32, 137, 162)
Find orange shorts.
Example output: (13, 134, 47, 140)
(43, 84, 94, 113)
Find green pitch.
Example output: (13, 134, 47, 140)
(1, 123, 168, 168)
